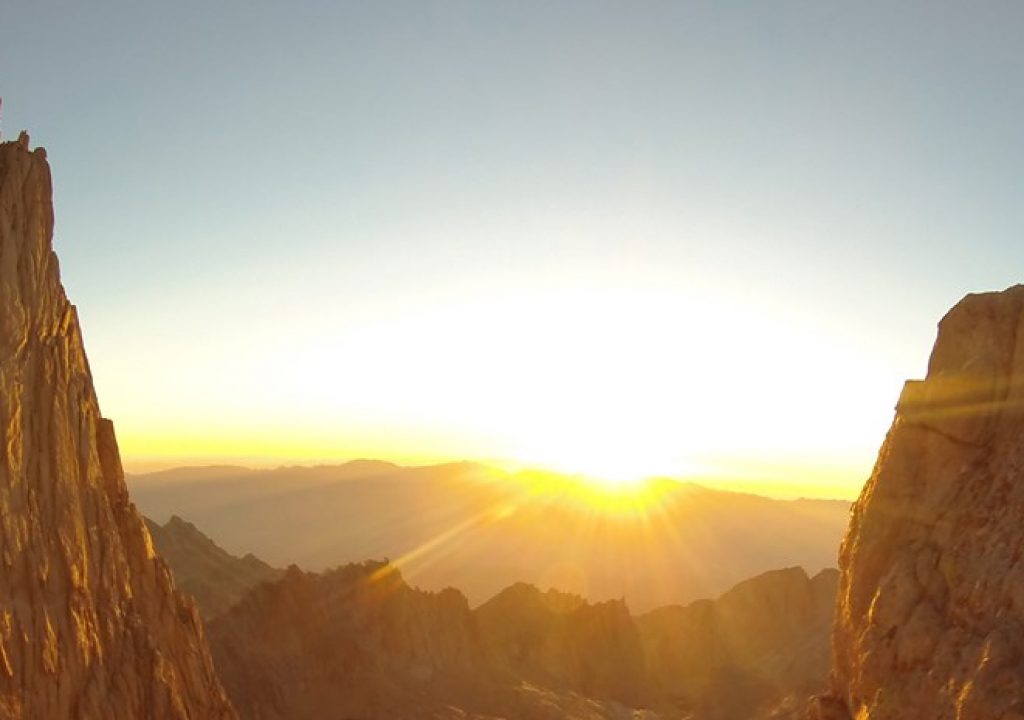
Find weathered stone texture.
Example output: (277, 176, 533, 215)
(819, 285, 1024, 720)
(0, 135, 235, 719)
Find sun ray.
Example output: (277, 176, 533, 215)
(371, 500, 519, 582)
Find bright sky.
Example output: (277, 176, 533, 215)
(3, 2, 1024, 498)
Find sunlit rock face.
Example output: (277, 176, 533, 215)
(813, 285, 1024, 720)
(476, 582, 650, 705)
(0, 135, 236, 718)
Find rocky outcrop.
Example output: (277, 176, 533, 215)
(814, 285, 1024, 719)
(145, 515, 283, 619)
(640, 567, 838, 720)
(0, 135, 235, 718)
(208, 561, 499, 720)
(477, 583, 650, 705)
(208, 559, 837, 720)
(209, 561, 672, 719)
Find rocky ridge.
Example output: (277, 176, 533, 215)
(641, 566, 837, 720)
(145, 515, 283, 619)
(476, 582, 649, 706)
(0, 134, 235, 718)
(208, 557, 837, 720)
(209, 562, 501, 720)
(813, 285, 1024, 719)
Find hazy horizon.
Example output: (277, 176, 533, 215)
(122, 454, 859, 500)
(5, 2, 1024, 498)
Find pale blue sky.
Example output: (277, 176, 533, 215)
(3, 1, 1024, 495)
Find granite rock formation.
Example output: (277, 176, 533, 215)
(0, 134, 235, 718)
(813, 285, 1024, 720)
(640, 567, 837, 720)
(209, 562, 503, 720)
(145, 516, 283, 620)
(208, 558, 836, 720)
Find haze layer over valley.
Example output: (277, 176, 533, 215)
(130, 462, 848, 612)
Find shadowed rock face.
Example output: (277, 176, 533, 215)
(642, 567, 838, 720)
(209, 562, 501, 720)
(145, 515, 283, 619)
(0, 135, 236, 719)
(476, 583, 650, 706)
(813, 285, 1024, 720)
(208, 560, 836, 720)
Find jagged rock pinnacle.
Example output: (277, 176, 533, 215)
(0, 137, 236, 718)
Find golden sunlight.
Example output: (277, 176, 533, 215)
(511, 468, 680, 517)
(111, 281, 897, 500)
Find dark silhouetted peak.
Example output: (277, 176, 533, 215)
(208, 560, 485, 719)
(146, 515, 283, 619)
(338, 458, 401, 474)
(640, 565, 837, 720)
(477, 582, 586, 617)
(209, 554, 839, 720)
(475, 582, 647, 703)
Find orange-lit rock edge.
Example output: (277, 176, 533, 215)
(0, 134, 235, 719)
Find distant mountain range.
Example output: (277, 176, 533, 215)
(129, 461, 850, 611)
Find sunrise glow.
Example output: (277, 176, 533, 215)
(7, 4, 1024, 719)
(103, 280, 900, 499)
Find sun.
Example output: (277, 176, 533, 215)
(505, 427, 689, 494)
(510, 467, 679, 518)
(548, 458, 657, 492)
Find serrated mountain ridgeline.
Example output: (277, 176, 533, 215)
(138, 510, 839, 719)
(145, 515, 284, 619)
(200, 553, 837, 720)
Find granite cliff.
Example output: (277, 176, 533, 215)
(0, 134, 235, 718)
(813, 285, 1024, 719)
